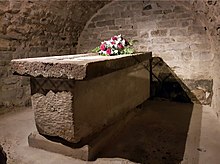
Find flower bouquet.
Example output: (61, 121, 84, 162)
(92, 34, 135, 56)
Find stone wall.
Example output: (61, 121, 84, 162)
(182, 0, 220, 115)
(0, 0, 219, 115)
(78, 0, 219, 112)
(0, 0, 108, 108)
(192, 0, 220, 117)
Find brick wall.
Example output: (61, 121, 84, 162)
(78, 0, 219, 113)
(192, 0, 220, 117)
(0, 0, 219, 116)
(0, 0, 108, 108)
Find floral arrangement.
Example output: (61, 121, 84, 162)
(92, 34, 135, 56)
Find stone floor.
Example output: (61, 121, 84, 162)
(0, 100, 220, 164)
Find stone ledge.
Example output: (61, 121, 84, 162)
(28, 108, 137, 161)
(11, 52, 152, 80)
(28, 131, 89, 161)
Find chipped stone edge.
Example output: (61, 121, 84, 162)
(10, 52, 152, 80)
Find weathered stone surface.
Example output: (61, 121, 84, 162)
(96, 20, 115, 27)
(32, 91, 75, 142)
(150, 29, 168, 37)
(77, 0, 214, 81)
(183, 79, 213, 105)
(28, 131, 89, 161)
(11, 53, 151, 143)
(28, 106, 137, 161)
(1, 0, 220, 119)
(0, 0, 110, 108)
(77, 0, 219, 110)
(29, 58, 150, 142)
(11, 52, 151, 80)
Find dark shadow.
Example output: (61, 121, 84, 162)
(93, 57, 202, 164)
(0, 145, 7, 164)
(96, 100, 199, 164)
(149, 57, 198, 103)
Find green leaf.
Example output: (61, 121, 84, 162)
(129, 40, 139, 46)
(91, 46, 100, 53)
(99, 53, 108, 56)
(122, 47, 134, 54)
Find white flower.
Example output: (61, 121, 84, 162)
(113, 49, 119, 54)
(99, 50, 106, 55)
(121, 39, 126, 46)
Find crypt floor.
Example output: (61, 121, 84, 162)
(0, 100, 220, 164)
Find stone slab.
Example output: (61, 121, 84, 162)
(31, 61, 151, 143)
(11, 52, 152, 80)
(11, 52, 152, 143)
(28, 108, 137, 161)
(28, 131, 89, 161)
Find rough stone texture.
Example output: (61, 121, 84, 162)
(0, 0, 110, 108)
(28, 131, 89, 161)
(28, 107, 137, 161)
(14, 53, 151, 143)
(32, 91, 75, 143)
(78, 0, 219, 109)
(213, 54, 220, 118)
(11, 52, 151, 80)
(183, 79, 213, 105)
(30, 61, 150, 143)
(2, 0, 219, 117)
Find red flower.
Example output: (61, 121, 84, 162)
(111, 41, 115, 45)
(106, 48, 111, 55)
(117, 43, 124, 49)
(112, 36, 117, 41)
(100, 43, 106, 51)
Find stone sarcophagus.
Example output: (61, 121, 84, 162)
(11, 52, 152, 144)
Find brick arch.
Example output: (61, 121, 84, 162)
(77, 0, 215, 105)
